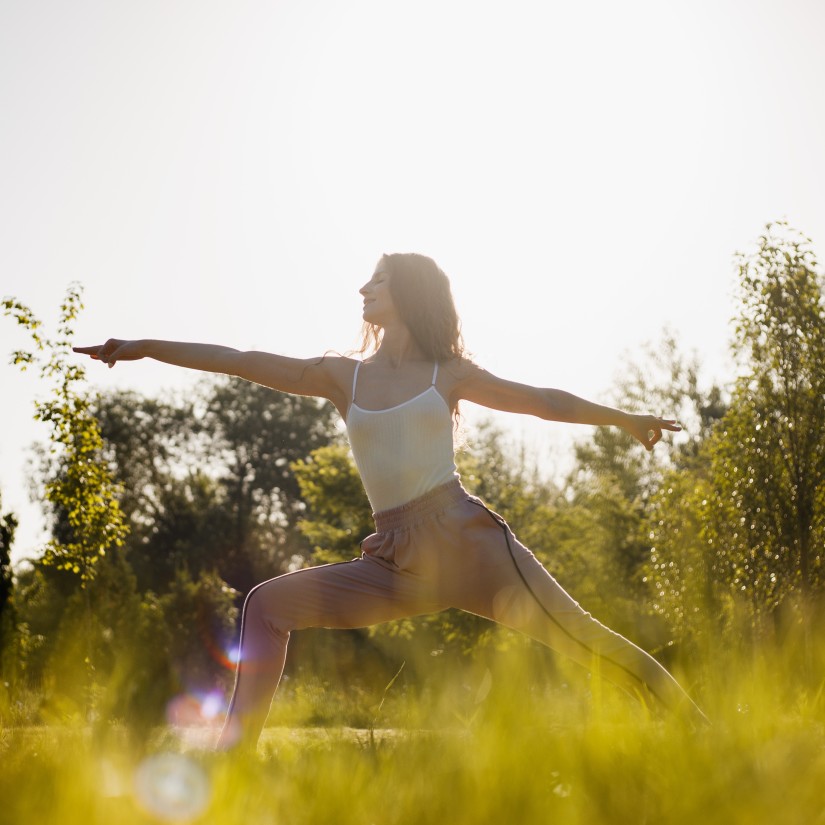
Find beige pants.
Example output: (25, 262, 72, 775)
(218, 480, 702, 748)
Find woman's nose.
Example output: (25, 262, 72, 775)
(359, 283, 370, 295)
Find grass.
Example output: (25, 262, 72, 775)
(2, 634, 825, 825)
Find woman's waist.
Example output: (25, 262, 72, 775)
(371, 476, 468, 532)
(356, 453, 458, 515)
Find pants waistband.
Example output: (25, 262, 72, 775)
(373, 479, 469, 532)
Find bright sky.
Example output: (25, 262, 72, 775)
(2, 0, 825, 565)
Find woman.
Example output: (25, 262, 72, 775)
(75, 252, 705, 749)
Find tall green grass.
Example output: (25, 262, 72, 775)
(2, 628, 825, 825)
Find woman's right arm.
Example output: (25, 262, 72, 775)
(73, 338, 348, 408)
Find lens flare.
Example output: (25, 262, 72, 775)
(202, 633, 242, 670)
(200, 690, 224, 720)
(166, 690, 228, 726)
(133, 753, 210, 822)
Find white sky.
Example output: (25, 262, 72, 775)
(2, 0, 825, 565)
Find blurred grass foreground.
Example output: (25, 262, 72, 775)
(2, 626, 825, 825)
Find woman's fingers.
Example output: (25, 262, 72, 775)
(658, 418, 682, 433)
(72, 345, 102, 358)
(637, 416, 681, 451)
(72, 338, 130, 367)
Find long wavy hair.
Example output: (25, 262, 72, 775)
(357, 253, 466, 362)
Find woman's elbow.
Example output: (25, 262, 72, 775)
(214, 349, 246, 377)
(538, 389, 575, 422)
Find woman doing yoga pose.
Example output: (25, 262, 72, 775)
(75, 252, 705, 749)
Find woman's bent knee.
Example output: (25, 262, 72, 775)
(242, 579, 293, 638)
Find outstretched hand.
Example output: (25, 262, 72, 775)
(623, 413, 681, 452)
(73, 338, 144, 368)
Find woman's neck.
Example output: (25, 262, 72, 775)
(371, 324, 427, 367)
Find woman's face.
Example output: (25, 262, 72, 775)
(360, 259, 400, 327)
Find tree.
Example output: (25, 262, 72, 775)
(159, 568, 239, 696)
(138, 470, 237, 591)
(569, 333, 726, 645)
(92, 388, 199, 545)
(0, 493, 18, 666)
(0, 494, 16, 625)
(92, 379, 338, 594)
(3, 286, 133, 718)
(291, 443, 373, 565)
(202, 377, 337, 573)
(3, 286, 129, 585)
(574, 331, 727, 503)
(643, 467, 725, 652)
(645, 223, 825, 646)
(704, 222, 825, 628)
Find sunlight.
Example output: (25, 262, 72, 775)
(3, 0, 825, 562)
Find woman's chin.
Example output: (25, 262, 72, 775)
(362, 310, 380, 325)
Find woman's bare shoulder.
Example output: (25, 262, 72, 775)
(291, 354, 358, 416)
(311, 353, 360, 385)
(441, 356, 487, 381)
(306, 352, 354, 370)
(440, 357, 490, 408)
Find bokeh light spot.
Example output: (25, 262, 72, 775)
(166, 690, 228, 726)
(133, 753, 210, 822)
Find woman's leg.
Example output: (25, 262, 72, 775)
(442, 499, 706, 722)
(217, 556, 444, 750)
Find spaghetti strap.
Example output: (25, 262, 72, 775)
(351, 361, 361, 404)
(431, 362, 439, 385)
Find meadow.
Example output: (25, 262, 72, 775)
(3, 223, 823, 822)
(3, 626, 824, 825)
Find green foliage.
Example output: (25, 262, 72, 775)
(707, 223, 825, 625)
(575, 331, 727, 500)
(93, 381, 338, 594)
(707, 223, 825, 623)
(2, 301, 337, 723)
(0, 493, 16, 624)
(563, 333, 727, 654)
(159, 569, 239, 694)
(92, 389, 200, 536)
(644, 469, 726, 651)
(292, 443, 373, 565)
(6, 566, 63, 684)
(139, 470, 236, 590)
(2, 286, 129, 584)
(203, 377, 337, 524)
(6, 553, 239, 731)
(0, 494, 19, 676)
(645, 222, 825, 645)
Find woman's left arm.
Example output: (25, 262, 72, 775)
(453, 363, 680, 452)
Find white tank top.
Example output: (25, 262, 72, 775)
(346, 362, 459, 512)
